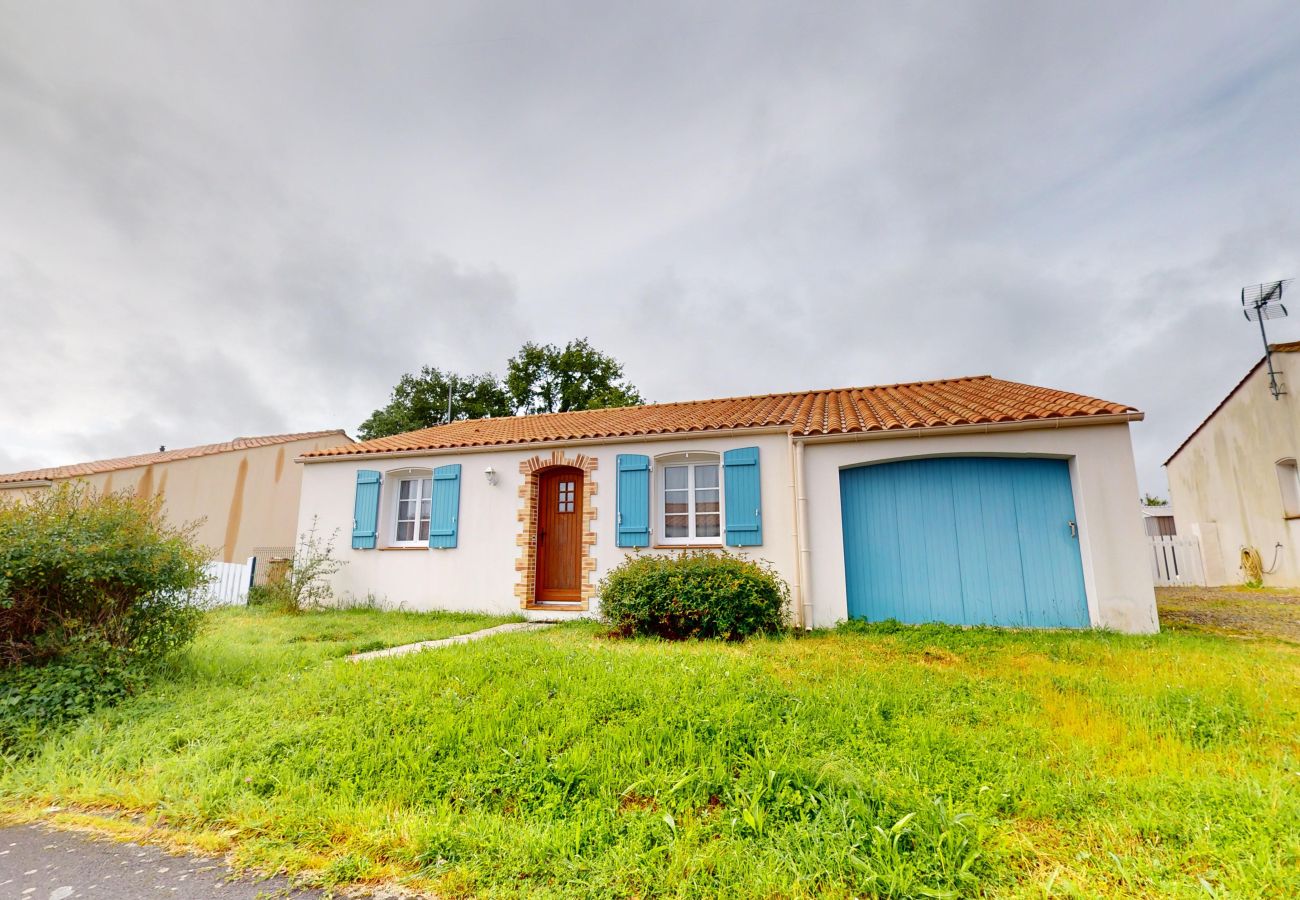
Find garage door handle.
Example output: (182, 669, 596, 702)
(1068, 520, 1077, 538)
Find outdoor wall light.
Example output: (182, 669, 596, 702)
(484, 466, 498, 486)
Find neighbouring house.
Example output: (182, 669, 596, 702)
(0, 430, 353, 563)
(297, 375, 1157, 633)
(1142, 504, 1177, 537)
(1167, 340, 1300, 586)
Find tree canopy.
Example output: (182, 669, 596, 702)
(358, 339, 644, 440)
(505, 339, 645, 415)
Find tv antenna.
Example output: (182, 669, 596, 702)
(1242, 279, 1293, 399)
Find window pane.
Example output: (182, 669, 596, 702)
(663, 466, 688, 490)
(695, 464, 719, 489)
(665, 490, 689, 516)
(421, 478, 432, 499)
(399, 479, 415, 500)
(398, 499, 416, 521)
(695, 488, 719, 514)
(696, 514, 720, 537)
(665, 515, 689, 538)
(396, 520, 414, 542)
(420, 498, 431, 521)
(419, 519, 430, 541)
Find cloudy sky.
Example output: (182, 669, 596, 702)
(2, 1, 1298, 493)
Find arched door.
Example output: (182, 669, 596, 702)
(536, 467, 584, 602)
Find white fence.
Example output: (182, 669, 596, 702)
(201, 556, 256, 605)
(1148, 536, 1205, 587)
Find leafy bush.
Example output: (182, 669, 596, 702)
(0, 649, 148, 750)
(0, 484, 209, 667)
(246, 520, 345, 613)
(598, 551, 789, 640)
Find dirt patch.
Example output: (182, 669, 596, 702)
(1157, 586, 1300, 643)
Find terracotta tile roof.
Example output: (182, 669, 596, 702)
(305, 376, 1140, 460)
(1165, 341, 1300, 465)
(0, 430, 352, 485)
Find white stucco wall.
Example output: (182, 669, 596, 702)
(295, 432, 797, 618)
(800, 422, 1157, 632)
(1167, 354, 1300, 586)
(297, 421, 1157, 633)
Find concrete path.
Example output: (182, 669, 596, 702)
(0, 823, 333, 899)
(348, 621, 553, 661)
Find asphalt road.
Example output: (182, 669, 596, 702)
(0, 824, 327, 900)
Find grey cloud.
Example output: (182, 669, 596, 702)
(2, 0, 1299, 498)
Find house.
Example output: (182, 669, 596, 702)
(1141, 504, 1177, 537)
(0, 430, 353, 563)
(1166, 340, 1300, 586)
(298, 375, 1156, 632)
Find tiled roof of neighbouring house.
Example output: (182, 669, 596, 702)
(303, 376, 1141, 459)
(0, 430, 352, 485)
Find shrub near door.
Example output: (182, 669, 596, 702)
(598, 552, 789, 640)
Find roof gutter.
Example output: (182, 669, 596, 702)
(296, 425, 795, 464)
(788, 411, 1144, 446)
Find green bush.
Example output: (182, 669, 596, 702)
(0, 483, 208, 667)
(0, 649, 148, 749)
(597, 551, 790, 640)
(0, 484, 208, 749)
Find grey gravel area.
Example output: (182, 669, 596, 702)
(0, 823, 332, 899)
(348, 620, 553, 661)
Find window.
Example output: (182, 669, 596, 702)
(394, 474, 433, 543)
(558, 479, 575, 513)
(1278, 459, 1300, 518)
(659, 454, 722, 544)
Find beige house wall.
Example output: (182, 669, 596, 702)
(1, 434, 348, 563)
(1167, 355, 1300, 586)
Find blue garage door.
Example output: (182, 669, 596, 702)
(840, 457, 1089, 628)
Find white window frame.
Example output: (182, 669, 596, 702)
(385, 468, 433, 546)
(1277, 458, 1300, 519)
(655, 452, 724, 546)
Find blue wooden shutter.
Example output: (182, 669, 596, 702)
(616, 454, 651, 547)
(352, 470, 381, 549)
(428, 463, 462, 549)
(724, 447, 762, 546)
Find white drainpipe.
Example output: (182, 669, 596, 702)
(786, 431, 804, 628)
(794, 438, 813, 630)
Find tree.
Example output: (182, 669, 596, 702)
(1141, 493, 1169, 507)
(357, 340, 645, 440)
(358, 368, 511, 440)
(505, 338, 645, 415)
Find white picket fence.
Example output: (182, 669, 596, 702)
(201, 556, 256, 605)
(1148, 536, 1205, 587)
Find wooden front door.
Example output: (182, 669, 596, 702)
(536, 467, 584, 602)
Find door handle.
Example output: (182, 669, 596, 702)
(1068, 520, 1077, 538)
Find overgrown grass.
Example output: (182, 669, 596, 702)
(3, 610, 1299, 898)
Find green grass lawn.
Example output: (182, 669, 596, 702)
(3, 606, 1299, 898)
